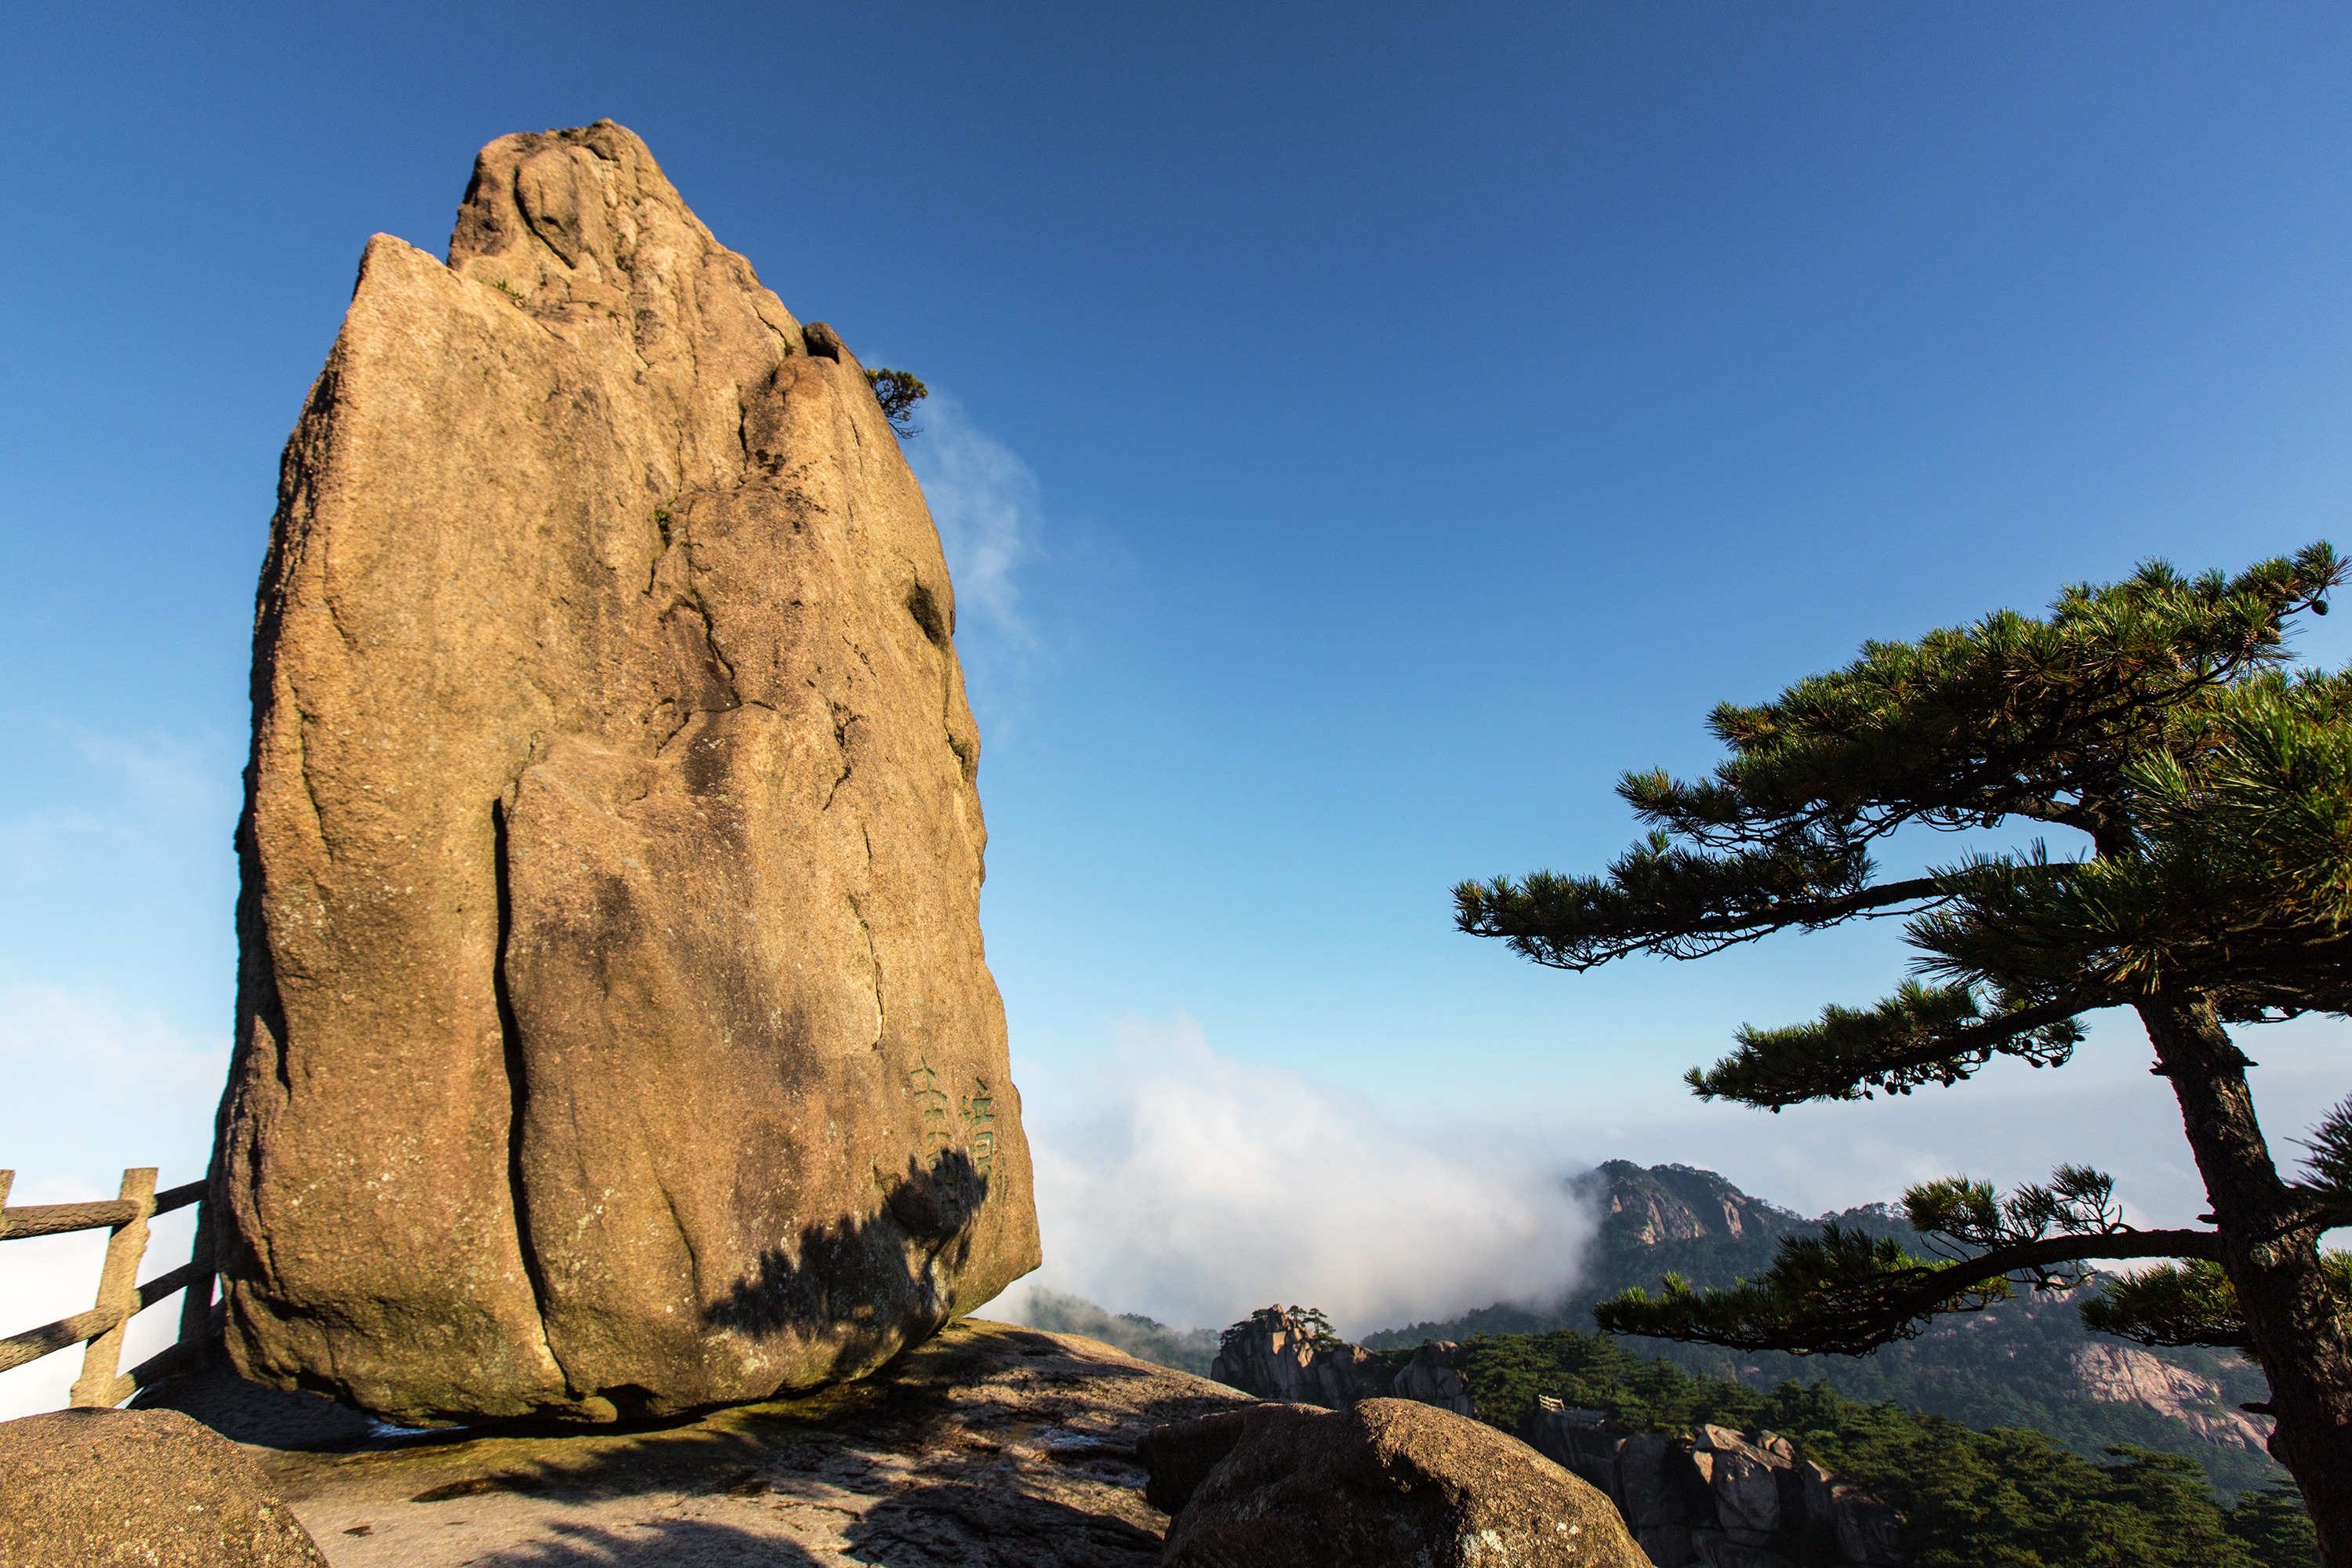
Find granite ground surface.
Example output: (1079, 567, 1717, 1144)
(140, 1320, 1252, 1566)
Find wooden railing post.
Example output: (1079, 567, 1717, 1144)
(69, 1167, 157, 1408)
(175, 1185, 216, 1351)
(3, 1167, 215, 1396)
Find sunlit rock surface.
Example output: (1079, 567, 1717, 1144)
(214, 121, 1038, 1423)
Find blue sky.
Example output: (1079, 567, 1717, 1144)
(3, 2, 2350, 1347)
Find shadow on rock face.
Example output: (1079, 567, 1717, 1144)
(134, 1358, 386, 1451)
(699, 1149, 988, 1385)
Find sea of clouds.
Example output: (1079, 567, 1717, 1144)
(997, 1013, 1596, 1341)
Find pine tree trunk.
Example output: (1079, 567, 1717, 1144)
(2139, 998, 2352, 1568)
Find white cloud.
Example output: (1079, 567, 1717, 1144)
(0, 725, 230, 886)
(906, 391, 1038, 648)
(1552, 1011, 2352, 1232)
(0, 983, 227, 1101)
(1003, 1014, 1596, 1338)
(0, 983, 226, 1214)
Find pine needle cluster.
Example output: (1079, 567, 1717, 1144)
(1457, 544, 2344, 1107)
(863, 366, 928, 438)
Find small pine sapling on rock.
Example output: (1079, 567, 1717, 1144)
(865, 368, 928, 438)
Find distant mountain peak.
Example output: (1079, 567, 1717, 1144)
(1577, 1160, 1813, 1249)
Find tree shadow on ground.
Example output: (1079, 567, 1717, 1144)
(460, 1515, 829, 1566)
(844, 1483, 1161, 1566)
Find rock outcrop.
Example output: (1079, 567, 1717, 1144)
(1585, 1162, 1803, 1247)
(1145, 1398, 1650, 1568)
(1526, 1402, 1900, 1568)
(0, 1408, 330, 1567)
(147, 1320, 1252, 1567)
(2068, 1342, 2275, 1453)
(1210, 1305, 1472, 1414)
(1214, 1307, 1901, 1564)
(212, 121, 1038, 1425)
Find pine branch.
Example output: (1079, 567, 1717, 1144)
(1686, 982, 2093, 1106)
(2300, 1094, 2352, 1201)
(1453, 844, 1946, 971)
(2084, 1253, 2352, 1359)
(2081, 1261, 2254, 1352)
(1598, 1223, 2222, 1356)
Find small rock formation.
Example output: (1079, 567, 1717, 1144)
(1214, 1306, 1900, 1564)
(2068, 1342, 2275, 1452)
(1143, 1398, 1650, 1568)
(1388, 1341, 1477, 1415)
(1526, 1401, 1900, 1568)
(1210, 1305, 1473, 1414)
(212, 121, 1038, 1425)
(0, 1408, 330, 1566)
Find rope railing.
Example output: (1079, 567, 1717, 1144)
(0, 1168, 217, 1408)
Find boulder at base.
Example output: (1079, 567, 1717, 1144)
(1142, 1397, 1652, 1567)
(212, 120, 1039, 1425)
(0, 1408, 329, 1567)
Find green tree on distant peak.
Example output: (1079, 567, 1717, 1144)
(1221, 1303, 1345, 1352)
(1455, 544, 2352, 1563)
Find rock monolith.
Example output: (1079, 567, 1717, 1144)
(212, 121, 1039, 1424)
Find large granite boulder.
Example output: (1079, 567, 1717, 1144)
(0, 1408, 328, 1566)
(1142, 1398, 1651, 1567)
(212, 120, 1039, 1425)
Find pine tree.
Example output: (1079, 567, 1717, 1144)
(863, 366, 928, 438)
(1456, 545, 2352, 1563)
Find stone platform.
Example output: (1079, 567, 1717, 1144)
(142, 1320, 1250, 1566)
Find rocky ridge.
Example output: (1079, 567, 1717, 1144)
(1214, 1307, 1900, 1567)
(1369, 1161, 2280, 1489)
(1527, 1403, 1899, 1568)
(2069, 1341, 2274, 1453)
(1593, 1163, 1814, 1247)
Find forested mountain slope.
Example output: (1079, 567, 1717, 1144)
(1363, 1160, 2281, 1493)
(1461, 1330, 2310, 1568)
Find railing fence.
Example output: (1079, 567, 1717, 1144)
(0, 1167, 216, 1407)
